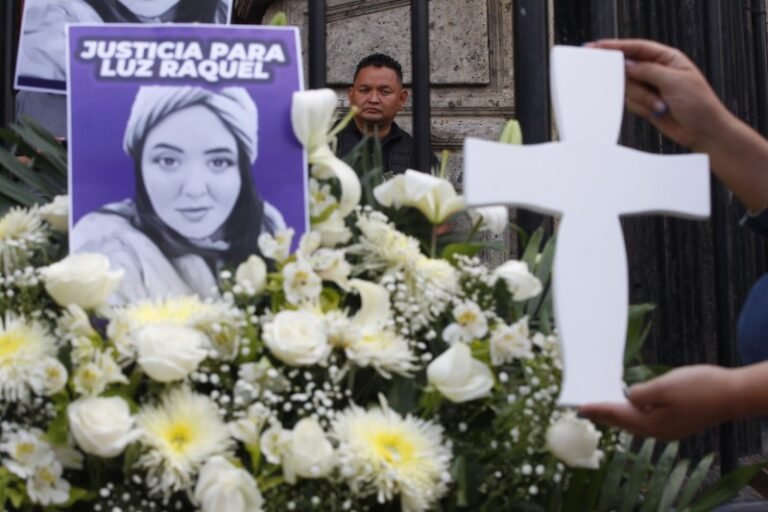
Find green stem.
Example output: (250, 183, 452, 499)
(329, 106, 359, 139)
(465, 218, 483, 243)
(431, 226, 438, 258)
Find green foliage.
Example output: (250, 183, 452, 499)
(0, 117, 68, 213)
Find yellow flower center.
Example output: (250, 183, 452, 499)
(37, 466, 56, 485)
(457, 311, 477, 326)
(164, 422, 194, 454)
(293, 271, 310, 286)
(0, 333, 24, 363)
(131, 300, 201, 326)
(373, 432, 414, 465)
(15, 442, 35, 459)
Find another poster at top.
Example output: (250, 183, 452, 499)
(16, 0, 233, 93)
(67, 24, 307, 305)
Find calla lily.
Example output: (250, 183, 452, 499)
(349, 279, 390, 330)
(373, 170, 466, 224)
(292, 89, 361, 218)
(347, 279, 416, 378)
(469, 206, 509, 235)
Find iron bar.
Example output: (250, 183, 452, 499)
(591, 0, 618, 39)
(308, 0, 326, 89)
(514, 0, 551, 235)
(410, 0, 431, 173)
(1, 0, 18, 127)
(705, 0, 738, 476)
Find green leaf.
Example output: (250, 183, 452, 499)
(619, 438, 655, 512)
(521, 227, 544, 268)
(268, 12, 288, 25)
(562, 469, 588, 511)
(13, 118, 68, 175)
(0, 149, 57, 198)
(657, 459, 690, 511)
(60, 487, 94, 508)
(441, 241, 502, 261)
(451, 455, 469, 506)
(676, 453, 714, 509)
(625, 303, 655, 365)
(689, 461, 768, 512)
(597, 437, 630, 510)
(639, 441, 678, 512)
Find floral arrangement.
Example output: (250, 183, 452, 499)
(0, 91, 752, 512)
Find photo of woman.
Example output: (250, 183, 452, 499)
(16, 0, 232, 91)
(71, 86, 286, 304)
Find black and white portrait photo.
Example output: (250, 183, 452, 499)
(16, 0, 233, 92)
(71, 85, 289, 303)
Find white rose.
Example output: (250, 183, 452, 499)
(493, 260, 542, 301)
(195, 456, 264, 512)
(282, 418, 335, 484)
(235, 255, 267, 295)
(39, 195, 69, 232)
(546, 411, 604, 469)
(42, 253, 123, 310)
(67, 396, 138, 458)
(263, 310, 330, 366)
(135, 325, 209, 382)
(427, 343, 494, 403)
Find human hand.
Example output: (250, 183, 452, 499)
(589, 39, 732, 152)
(579, 365, 738, 441)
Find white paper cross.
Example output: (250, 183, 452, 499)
(464, 46, 710, 405)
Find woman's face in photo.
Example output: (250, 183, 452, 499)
(141, 105, 242, 240)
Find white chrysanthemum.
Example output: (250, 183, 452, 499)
(353, 211, 422, 271)
(136, 387, 233, 497)
(347, 330, 417, 379)
(0, 315, 58, 403)
(282, 259, 322, 305)
(108, 296, 240, 361)
(0, 207, 48, 274)
(332, 400, 452, 512)
(442, 301, 488, 344)
(490, 317, 533, 365)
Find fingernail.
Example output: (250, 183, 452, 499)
(582, 41, 596, 48)
(653, 100, 668, 117)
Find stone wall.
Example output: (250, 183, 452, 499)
(265, 0, 517, 261)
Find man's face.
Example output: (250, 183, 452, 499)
(348, 66, 408, 128)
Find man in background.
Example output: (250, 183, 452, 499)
(336, 53, 436, 175)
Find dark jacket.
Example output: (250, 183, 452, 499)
(335, 121, 437, 176)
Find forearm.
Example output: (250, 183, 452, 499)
(697, 108, 768, 212)
(724, 361, 768, 421)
